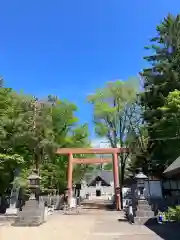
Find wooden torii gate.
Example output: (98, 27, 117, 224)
(56, 147, 128, 210)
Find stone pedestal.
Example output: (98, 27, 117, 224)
(134, 200, 155, 225)
(12, 198, 45, 227)
(5, 184, 19, 216)
(5, 203, 18, 216)
(5, 207, 18, 215)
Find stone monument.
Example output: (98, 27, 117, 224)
(5, 183, 19, 215)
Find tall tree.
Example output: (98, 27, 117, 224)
(141, 14, 180, 175)
(88, 79, 139, 208)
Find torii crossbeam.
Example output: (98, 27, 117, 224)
(56, 147, 128, 210)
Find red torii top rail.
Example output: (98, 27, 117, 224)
(56, 147, 128, 154)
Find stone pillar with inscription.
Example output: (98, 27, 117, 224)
(5, 183, 19, 216)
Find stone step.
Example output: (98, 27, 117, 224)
(137, 205, 152, 211)
(13, 217, 45, 227)
(12, 219, 44, 227)
(82, 199, 113, 203)
(18, 209, 42, 215)
(24, 203, 40, 208)
(82, 200, 115, 210)
(138, 201, 150, 205)
(14, 216, 40, 221)
(137, 200, 149, 205)
(0, 215, 18, 222)
(82, 204, 112, 210)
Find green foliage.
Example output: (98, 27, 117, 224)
(103, 163, 113, 170)
(156, 90, 180, 166)
(0, 153, 24, 165)
(88, 78, 141, 205)
(163, 206, 180, 222)
(0, 86, 91, 195)
(128, 126, 150, 173)
(140, 14, 180, 175)
(0, 153, 24, 194)
(88, 79, 139, 149)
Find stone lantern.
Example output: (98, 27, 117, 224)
(132, 169, 154, 225)
(134, 169, 148, 200)
(28, 170, 41, 200)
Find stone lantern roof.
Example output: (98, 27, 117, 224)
(134, 172, 148, 180)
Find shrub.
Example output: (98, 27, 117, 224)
(164, 206, 180, 222)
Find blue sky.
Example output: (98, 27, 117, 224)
(0, 1, 180, 139)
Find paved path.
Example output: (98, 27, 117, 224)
(0, 209, 166, 240)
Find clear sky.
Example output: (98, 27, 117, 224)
(0, 1, 180, 139)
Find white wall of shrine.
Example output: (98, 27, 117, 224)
(80, 181, 114, 198)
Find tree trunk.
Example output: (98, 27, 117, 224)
(35, 153, 40, 175)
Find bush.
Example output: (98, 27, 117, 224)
(164, 206, 180, 222)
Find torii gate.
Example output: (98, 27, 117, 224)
(56, 147, 128, 210)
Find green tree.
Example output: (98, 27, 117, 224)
(0, 154, 24, 194)
(128, 126, 149, 174)
(88, 79, 139, 208)
(49, 98, 92, 188)
(0, 87, 92, 194)
(158, 90, 180, 167)
(0, 88, 29, 193)
(141, 14, 180, 175)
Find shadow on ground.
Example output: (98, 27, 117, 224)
(145, 220, 180, 240)
(81, 204, 116, 211)
(105, 202, 117, 210)
(117, 218, 128, 222)
(82, 202, 116, 211)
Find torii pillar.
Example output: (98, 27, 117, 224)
(67, 153, 73, 203)
(113, 152, 120, 210)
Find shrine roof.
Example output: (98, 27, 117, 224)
(164, 156, 180, 176)
(83, 170, 113, 185)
